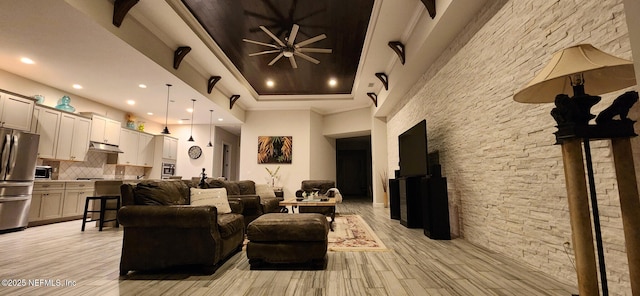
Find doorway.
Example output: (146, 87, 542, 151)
(336, 136, 372, 201)
(221, 142, 231, 180)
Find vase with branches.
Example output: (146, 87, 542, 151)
(379, 170, 389, 208)
(265, 166, 280, 187)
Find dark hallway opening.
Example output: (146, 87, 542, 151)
(336, 136, 372, 201)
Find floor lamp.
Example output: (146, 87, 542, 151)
(514, 44, 639, 296)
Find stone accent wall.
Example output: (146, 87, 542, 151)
(387, 0, 635, 293)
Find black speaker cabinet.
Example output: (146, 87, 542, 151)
(389, 179, 400, 220)
(422, 176, 451, 239)
(399, 177, 424, 228)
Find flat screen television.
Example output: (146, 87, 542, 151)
(398, 120, 429, 177)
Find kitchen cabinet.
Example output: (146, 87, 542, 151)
(90, 114, 120, 145)
(0, 92, 34, 131)
(118, 128, 138, 165)
(29, 182, 65, 222)
(30, 106, 61, 159)
(55, 114, 91, 161)
(137, 133, 154, 167)
(149, 135, 178, 179)
(62, 182, 95, 216)
(162, 136, 178, 160)
(29, 181, 95, 225)
(117, 128, 154, 167)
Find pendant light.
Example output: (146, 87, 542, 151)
(161, 84, 172, 134)
(188, 99, 196, 142)
(207, 109, 213, 147)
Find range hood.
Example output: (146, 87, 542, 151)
(88, 141, 123, 153)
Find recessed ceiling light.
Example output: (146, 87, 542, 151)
(20, 57, 35, 64)
(266, 79, 275, 87)
(138, 84, 147, 88)
(127, 100, 135, 105)
(328, 78, 337, 87)
(187, 108, 194, 113)
(178, 120, 184, 124)
(218, 118, 224, 121)
(147, 112, 153, 115)
(72, 84, 83, 89)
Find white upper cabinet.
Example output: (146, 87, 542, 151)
(162, 136, 178, 160)
(0, 92, 34, 131)
(90, 115, 120, 145)
(118, 128, 138, 165)
(118, 128, 154, 167)
(137, 133, 154, 167)
(55, 114, 91, 161)
(31, 106, 61, 159)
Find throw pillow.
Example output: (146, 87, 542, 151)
(190, 188, 232, 214)
(255, 183, 276, 198)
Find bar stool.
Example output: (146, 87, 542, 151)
(81, 195, 121, 231)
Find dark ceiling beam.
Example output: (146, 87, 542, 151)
(420, 0, 436, 19)
(367, 93, 378, 107)
(173, 46, 191, 69)
(112, 0, 139, 27)
(207, 76, 221, 94)
(229, 95, 241, 109)
(375, 72, 389, 91)
(388, 41, 406, 65)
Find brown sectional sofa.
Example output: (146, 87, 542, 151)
(117, 180, 245, 275)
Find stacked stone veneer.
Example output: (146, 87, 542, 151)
(387, 0, 635, 294)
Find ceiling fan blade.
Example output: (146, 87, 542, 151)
(289, 56, 298, 68)
(249, 50, 281, 56)
(294, 51, 320, 64)
(260, 26, 285, 47)
(296, 34, 326, 48)
(287, 24, 299, 46)
(298, 48, 332, 53)
(242, 39, 279, 49)
(268, 52, 284, 66)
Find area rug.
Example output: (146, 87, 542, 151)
(328, 214, 388, 252)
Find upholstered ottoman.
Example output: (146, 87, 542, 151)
(246, 213, 329, 269)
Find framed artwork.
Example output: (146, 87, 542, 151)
(258, 136, 292, 164)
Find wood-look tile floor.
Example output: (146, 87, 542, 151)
(0, 199, 577, 296)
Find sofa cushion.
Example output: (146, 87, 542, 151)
(133, 180, 189, 205)
(218, 213, 244, 238)
(236, 180, 256, 195)
(190, 188, 232, 214)
(255, 183, 276, 198)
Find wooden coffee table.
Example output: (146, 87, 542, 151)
(279, 197, 336, 231)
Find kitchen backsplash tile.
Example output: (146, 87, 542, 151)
(43, 151, 148, 180)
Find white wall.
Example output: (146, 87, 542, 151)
(323, 108, 371, 137)
(241, 109, 330, 197)
(213, 126, 240, 180)
(310, 111, 336, 180)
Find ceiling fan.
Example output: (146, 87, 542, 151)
(242, 24, 332, 68)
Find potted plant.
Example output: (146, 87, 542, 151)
(379, 170, 388, 208)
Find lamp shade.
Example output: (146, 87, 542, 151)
(514, 44, 636, 103)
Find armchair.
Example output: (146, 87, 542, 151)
(295, 180, 339, 215)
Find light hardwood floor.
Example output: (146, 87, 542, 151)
(0, 199, 577, 296)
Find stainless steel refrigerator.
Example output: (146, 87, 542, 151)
(0, 128, 39, 232)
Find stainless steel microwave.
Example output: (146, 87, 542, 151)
(34, 165, 52, 179)
(161, 163, 175, 178)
